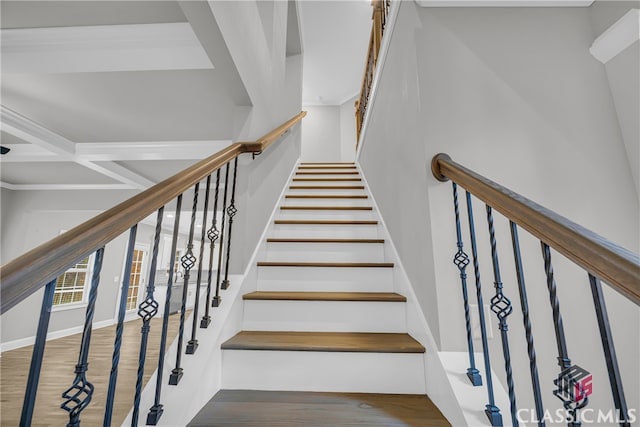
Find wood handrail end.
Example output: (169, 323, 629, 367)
(431, 153, 451, 182)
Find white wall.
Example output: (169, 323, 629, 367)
(358, 1, 639, 423)
(301, 98, 357, 162)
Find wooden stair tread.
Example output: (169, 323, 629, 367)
(280, 206, 373, 211)
(267, 238, 384, 243)
(296, 171, 360, 175)
(298, 166, 357, 169)
(300, 162, 355, 165)
(289, 186, 365, 189)
(244, 291, 406, 302)
(292, 178, 362, 181)
(221, 331, 424, 353)
(285, 195, 368, 199)
(274, 220, 377, 225)
(257, 262, 394, 267)
(188, 390, 450, 427)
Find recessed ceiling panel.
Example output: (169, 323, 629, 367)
(1, 161, 120, 185)
(0, 131, 28, 144)
(112, 160, 205, 183)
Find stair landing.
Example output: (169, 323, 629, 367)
(188, 390, 450, 427)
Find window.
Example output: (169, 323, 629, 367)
(126, 249, 145, 311)
(53, 255, 93, 306)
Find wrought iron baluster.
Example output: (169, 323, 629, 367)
(104, 225, 138, 427)
(132, 208, 163, 426)
(202, 170, 221, 324)
(541, 243, 587, 427)
(509, 222, 545, 427)
(147, 195, 182, 424)
(213, 163, 230, 303)
(170, 184, 200, 385)
(451, 183, 482, 386)
(20, 279, 56, 426)
(588, 274, 630, 427)
(466, 191, 502, 427)
(61, 247, 105, 427)
(486, 206, 517, 427)
(221, 158, 239, 290)
(187, 175, 212, 353)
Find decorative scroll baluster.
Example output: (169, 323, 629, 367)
(132, 208, 163, 425)
(170, 184, 200, 385)
(588, 274, 630, 427)
(466, 192, 503, 427)
(187, 175, 212, 353)
(20, 279, 57, 426)
(202, 170, 221, 323)
(509, 222, 545, 427)
(541, 243, 587, 427)
(213, 163, 230, 303)
(104, 225, 138, 427)
(147, 196, 182, 424)
(451, 183, 482, 386)
(61, 247, 105, 427)
(486, 206, 517, 427)
(221, 158, 239, 290)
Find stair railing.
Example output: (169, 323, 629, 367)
(355, 0, 391, 146)
(432, 153, 639, 427)
(0, 111, 306, 426)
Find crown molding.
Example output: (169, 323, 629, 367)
(590, 9, 640, 64)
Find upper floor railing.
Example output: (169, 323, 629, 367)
(431, 153, 639, 427)
(0, 111, 306, 426)
(355, 0, 391, 146)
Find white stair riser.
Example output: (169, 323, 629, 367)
(222, 350, 426, 394)
(264, 242, 385, 262)
(277, 210, 374, 220)
(286, 189, 367, 196)
(281, 197, 371, 207)
(257, 266, 394, 292)
(270, 224, 380, 238)
(243, 300, 407, 332)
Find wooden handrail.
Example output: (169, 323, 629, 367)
(0, 111, 307, 314)
(432, 153, 640, 306)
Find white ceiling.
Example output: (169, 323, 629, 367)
(299, 0, 373, 106)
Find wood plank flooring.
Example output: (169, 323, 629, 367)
(1, 312, 186, 426)
(188, 390, 450, 427)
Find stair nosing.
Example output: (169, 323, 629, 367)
(266, 238, 384, 243)
(285, 195, 368, 199)
(256, 262, 394, 268)
(274, 220, 377, 225)
(289, 186, 365, 190)
(243, 291, 406, 302)
(279, 206, 373, 211)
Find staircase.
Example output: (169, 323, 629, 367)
(188, 163, 449, 425)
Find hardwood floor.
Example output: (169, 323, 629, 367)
(188, 390, 451, 427)
(1, 312, 186, 426)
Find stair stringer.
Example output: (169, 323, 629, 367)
(121, 160, 299, 427)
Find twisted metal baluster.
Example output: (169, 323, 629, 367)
(132, 208, 163, 425)
(104, 225, 138, 427)
(202, 170, 221, 325)
(486, 206, 517, 427)
(221, 158, 239, 290)
(451, 183, 482, 386)
(61, 247, 105, 427)
(588, 274, 630, 427)
(542, 243, 587, 427)
(21, 279, 56, 426)
(510, 222, 545, 427)
(147, 195, 182, 424)
(170, 184, 200, 385)
(466, 192, 502, 426)
(187, 175, 212, 354)
(213, 163, 230, 301)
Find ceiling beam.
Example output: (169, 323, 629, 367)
(1, 183, 134, 191)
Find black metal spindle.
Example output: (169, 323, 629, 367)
(466, 192, 502, 427)
(509, 222, 545, 427)
(542, 243, 587, 427)
(187, 176, 212, 353)
(104, 225, 138, 427)
(20, 278, 57, 426)
(202, 170, 221, 324)
(221, 158, 239, 290)
(147, 195, 182, 425)
(588, 274, 630, 427)
(61, 247, 105, 427)
(451, 183, 482, 386)
(486, 206, 517, 427)
(170, 184, 200, 385)
(213, 163, 230, 303)
(132, 208, 163, 425)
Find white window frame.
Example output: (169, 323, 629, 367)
(52, 252, 95, 312)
